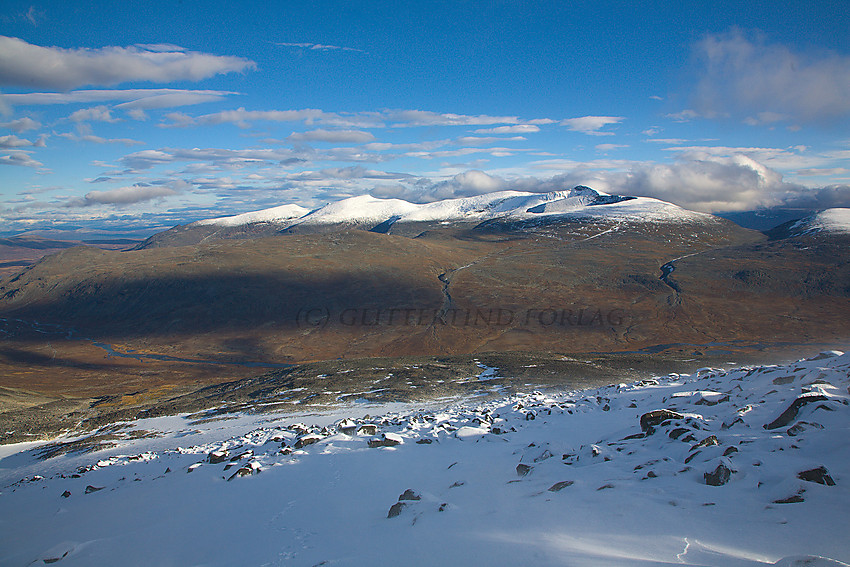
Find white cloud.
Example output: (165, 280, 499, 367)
(1, 116, 41, 132)
(455, 136, 526, 145)
(690, 29, 850, 124)
(665, 109, 702, 122)
(0, 134, 38, 148)
(561, 116, 624, 135)
(286, 129, 376, 143)
(386, 110, 529, 128)
(595, 144, 629, 152)
(68, 105, 118, 123)
(72, 184, 179, 206)
(473, 125, 540, 134)
(0, 150, 42, 168)
(57, 132, 142, 146)
(0, 36, 256, 89)
(273, 42, 365, 53)
(0, 88, 238, 109)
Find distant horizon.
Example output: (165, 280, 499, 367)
(1, 1, 849, 236)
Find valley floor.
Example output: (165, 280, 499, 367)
(0, 352, 849, 566)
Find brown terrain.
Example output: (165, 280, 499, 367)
(0, 213, 848, 443)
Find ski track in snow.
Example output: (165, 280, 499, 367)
(1, 352, 849, 566)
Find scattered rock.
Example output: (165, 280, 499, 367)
(640, 409, 683, 433)
(704, 463, 732, 486)
(797, 466, 836, 486)
(229, 450, 253, 461)
(548, 480, 574, 492)
(61, 490, 71, 498)
(534, 449, 554, 462)
(723, 446, 739, 457)
(416, 438, 433, 444)
(764, 393, 828, 430)
(85, 485, 104, 494)
(597, 483, 615, 490)
(398, 489, 421, 501)
(187, 463, 203, 473)
(516, 463, 533, 477)
(450, 481, 465, 488)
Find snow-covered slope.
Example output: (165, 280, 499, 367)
(2, 352, 849, 565)
(194, 203, 310, 227)
(192, 186, 716, 231)
(790, 209, 850, 235)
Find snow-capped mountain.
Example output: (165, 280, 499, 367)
(193, 186, 715, 230)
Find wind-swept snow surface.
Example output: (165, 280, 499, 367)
(1, 352, 849, 566)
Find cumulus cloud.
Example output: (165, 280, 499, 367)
(69, 184, 179, 206)
(595, 144, 629, 152)
(0, 116, 41, 132)
(286, 129, 376, 143)
(455, 136, 526, 145)
(0, 36, 256, 89)
(690, 29, 850, 124)
(0, 134, 39, 148)
(561, 116, 624, 135)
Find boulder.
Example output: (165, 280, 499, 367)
(516, 463, 533, 477)
(704, 463, 732, 486)
(797, 466, 836, 486)
(387, 502, 406, 518)
(358, 424, 378, 436)
(640, 409, 684, 433)
(398, 489, 421, 501)
(368, 432, 402, 448)
(294, 434, 322, 449)
(764, 394, 828, 430)
(548, 480, 574, 492)
(208, 450, 228, 464)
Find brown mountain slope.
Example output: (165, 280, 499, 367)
(0, 216, 848, 399)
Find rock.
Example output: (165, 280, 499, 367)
(416, 438, 433, 444)
(208, 450, 228, 464)
(548, 480, 574, 492)
(368, 432, 402, 448)
(187, 463, 203, 473)
(294, 434, 322, 449)
(797, 466, 836, 486)
(516, 463, 533, 477)
(279, 446, 293, 455)
(387, 502, 406, 518)
(723, 446, 739, 457)
(227, 466, 254, 481)
(338, 419, 357, 435)
(534, 449, 554, 462)
(61, 490, 71, 498)
(229, 450, 253, 461)
(640, 409, 683, 433)
(704, 463, 732, 486)
(787, 421, 824, 436)
(358, 424, 378, 436)
(693, 435, 720, 450)
(85, 485, 104, 494)
(774, 493, 805, 504)
(764, 393, 828, 430)
(398, 489, 421, 501)
(668, 428, 690, 440)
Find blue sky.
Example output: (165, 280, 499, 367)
(1, 1, 849, 237)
